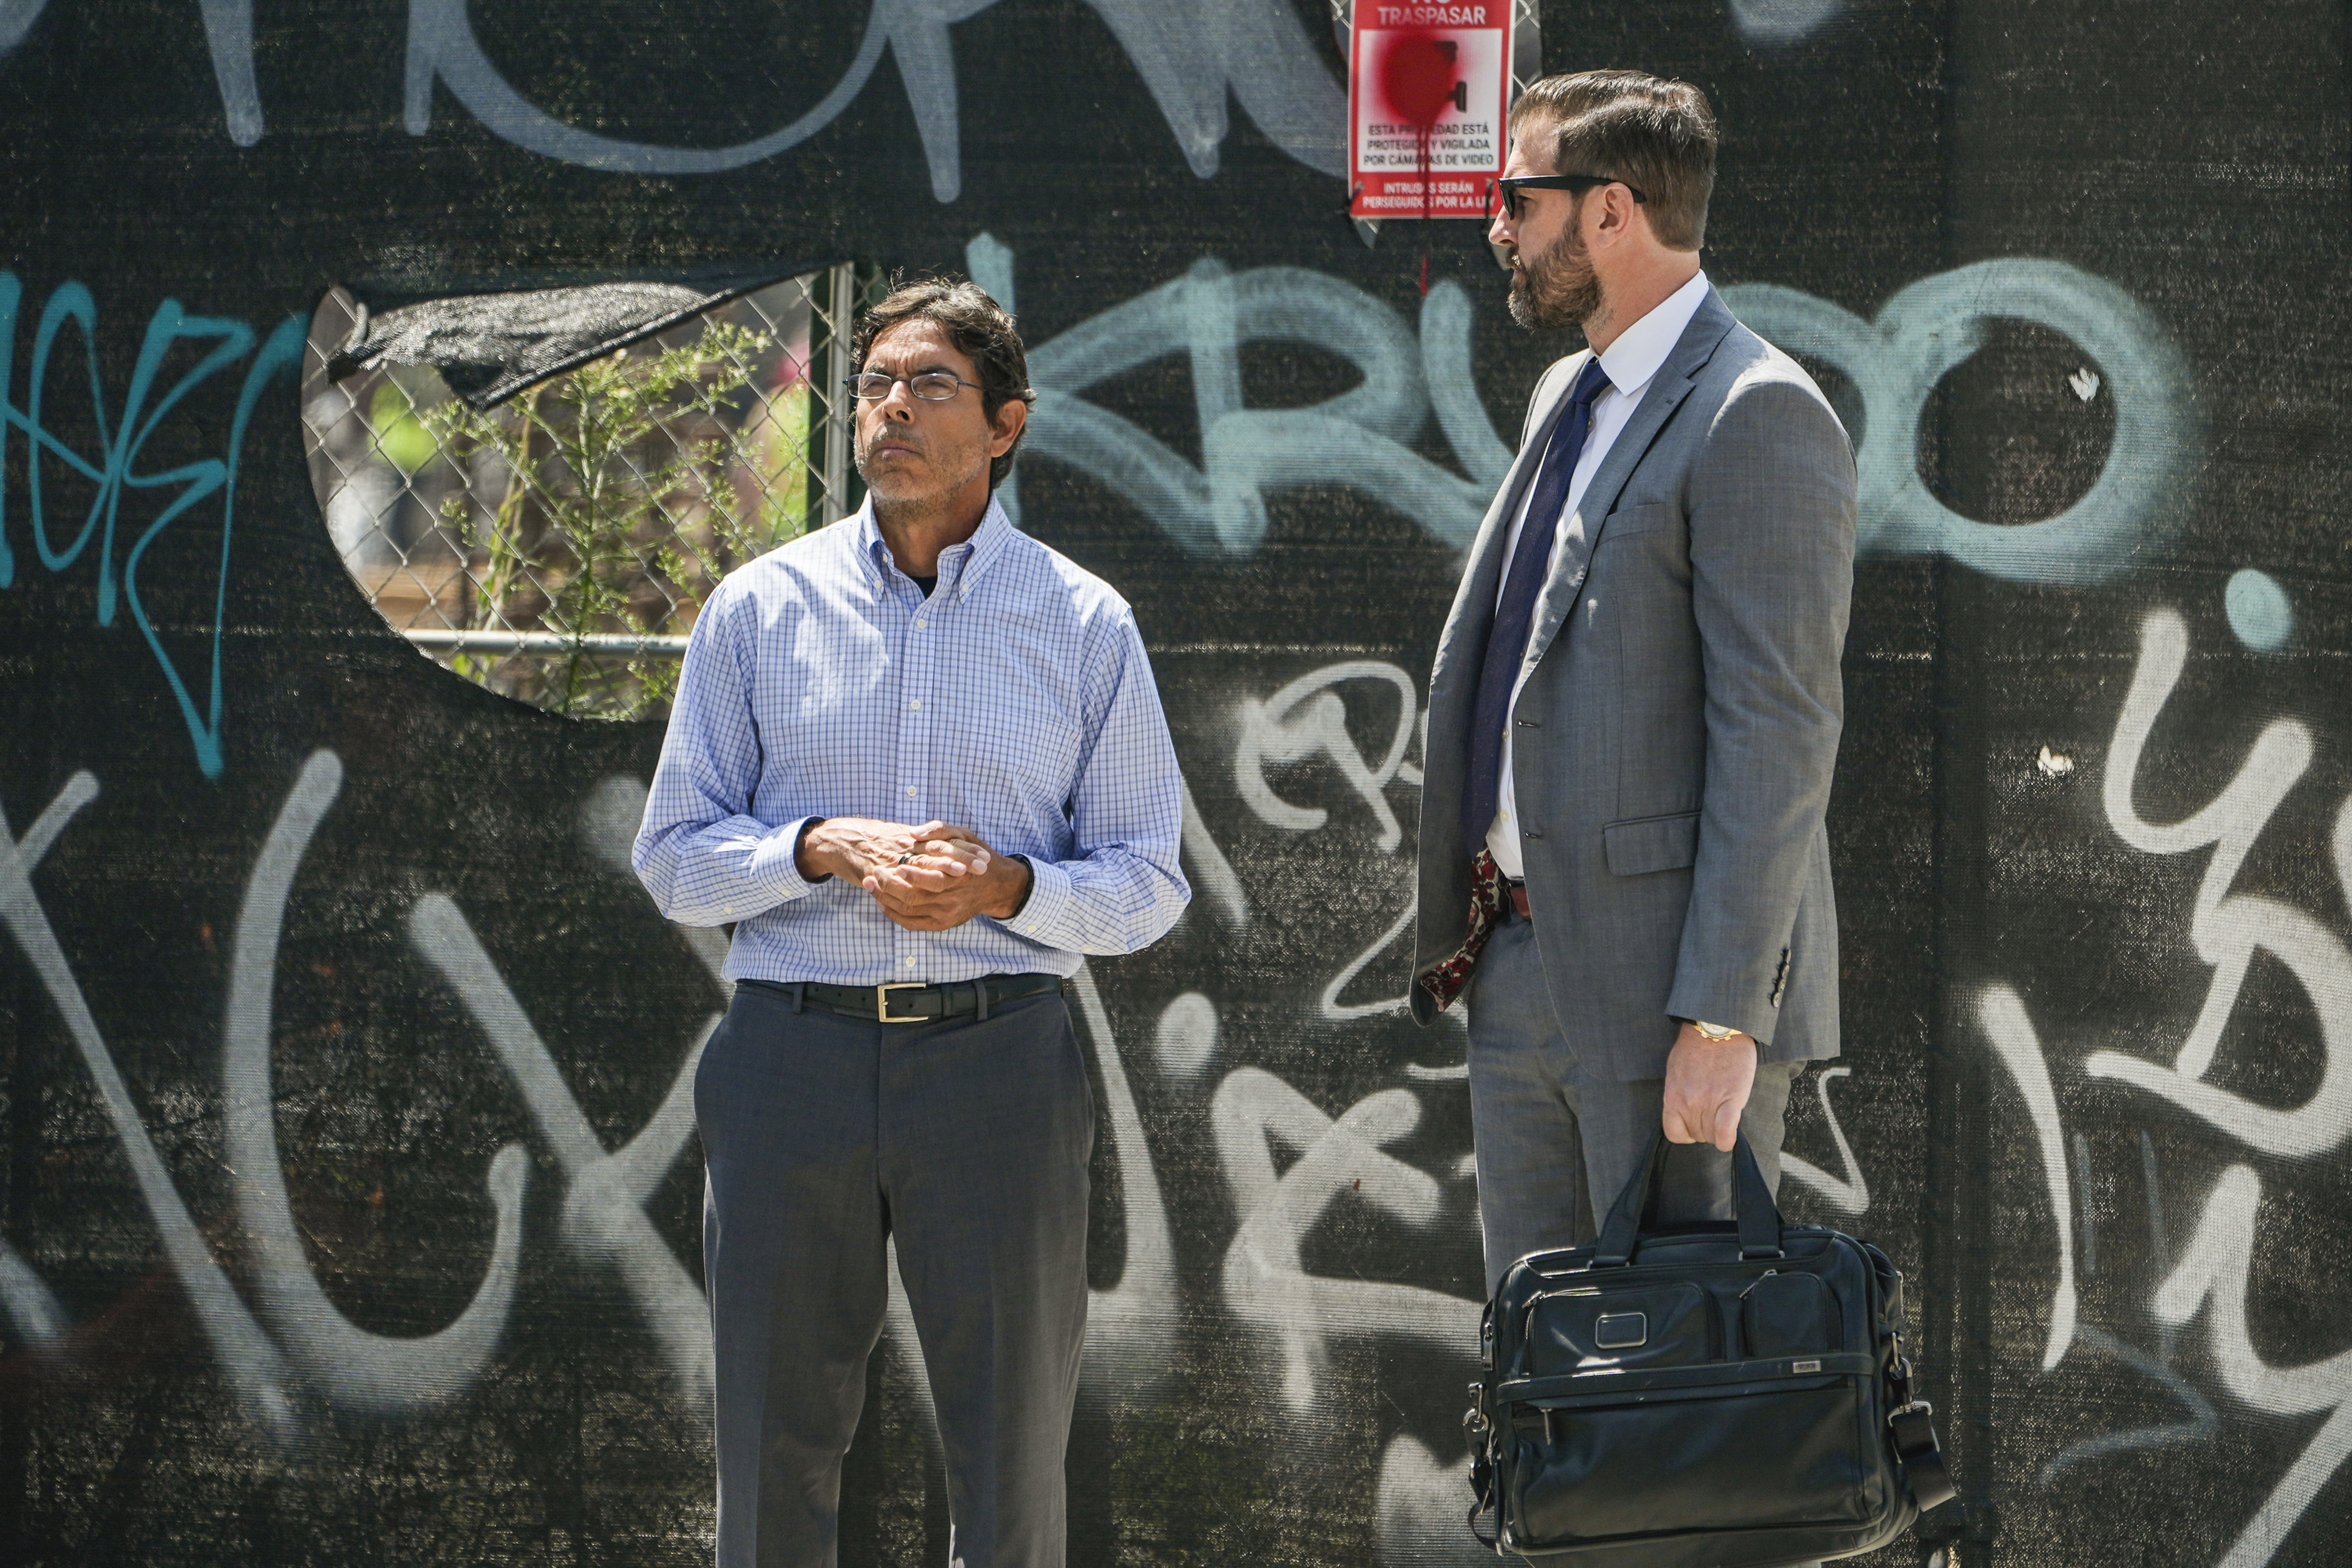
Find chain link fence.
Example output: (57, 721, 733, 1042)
(302, 265, 878, 720)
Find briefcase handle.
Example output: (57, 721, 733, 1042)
(1591, 1129, 1784, 1266)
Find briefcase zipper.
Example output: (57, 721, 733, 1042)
(1518, 1276, 1741, 1369)
(1501, 1351, 1875, 1405)
(1521, 1286, 1597, 1360)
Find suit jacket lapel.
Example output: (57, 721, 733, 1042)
(1523, 290, 1739, 668)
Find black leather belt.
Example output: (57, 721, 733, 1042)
(743, 973, 1063, 1024)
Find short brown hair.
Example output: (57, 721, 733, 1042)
(851, 275, 1036, 488)
(1509, 71, 1718, 251)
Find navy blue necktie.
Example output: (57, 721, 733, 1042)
(1461, 356, 1613, 858)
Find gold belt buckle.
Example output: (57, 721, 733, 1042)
(876, 981, 927, 1023)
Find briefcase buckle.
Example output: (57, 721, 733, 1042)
(877, 982, 928, 1023)
(1888, 1399, 1939, 1453)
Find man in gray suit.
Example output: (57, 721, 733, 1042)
(1412, 71, 1856, 1302)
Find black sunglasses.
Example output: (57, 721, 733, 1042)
(1495, 174, 1648, 221)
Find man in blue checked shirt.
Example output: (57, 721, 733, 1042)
(633, 276, 1189, 1568)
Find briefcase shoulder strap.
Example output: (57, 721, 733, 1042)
(1463, 1388, 1500, 1548)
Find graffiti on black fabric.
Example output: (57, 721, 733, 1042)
(1019, 255, 1502, 555)
(0, 0, 1871, 176)
(0, 671, 1883, 1557)
(0, 274, 303, 778)
(0, 752, 1179, 1439)
(0, 248, 2191, 788)
(1204, 654, 1883, 1561)
(993, 241, 2198, 586)
(1979, 608, 2352, 1568)
(1722, 264, 2197, 585)
(0, 0, 1346, 198)
(0, 768, 309, 1437)
(1235, 661, 1425, 853)
(1726, 0, 1847, 44)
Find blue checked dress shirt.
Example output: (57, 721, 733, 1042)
(632, 496, 1191, 985)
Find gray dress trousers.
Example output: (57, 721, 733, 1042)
(695, 979, 1094, 1568)
(1465, 906, 1801, 1299)
(1466, 909, 1817, 1568)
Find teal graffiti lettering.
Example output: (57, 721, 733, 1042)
(0, 273, 303, 778)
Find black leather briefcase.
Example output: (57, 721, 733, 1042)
(1464, 1132, 1953, 1564)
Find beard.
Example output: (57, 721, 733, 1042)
(1506, 218, 1603, 334)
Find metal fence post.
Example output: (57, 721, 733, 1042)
(821, 260, 855, 528)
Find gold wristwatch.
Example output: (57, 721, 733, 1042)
(1690, 1020, 1741, 1041)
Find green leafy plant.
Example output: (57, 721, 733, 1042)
(421, 320, 805, 719)
(368, 379, 443, 474)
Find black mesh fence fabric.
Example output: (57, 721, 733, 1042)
(330, 280, 774, 408)
(1, 2, 2348, 1566)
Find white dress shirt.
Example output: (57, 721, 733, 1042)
(1485, 269, 1712, 878)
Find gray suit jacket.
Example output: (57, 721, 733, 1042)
(1410, 287, 1857, 1079)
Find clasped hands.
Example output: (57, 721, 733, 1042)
(794, 816, 1032, 931)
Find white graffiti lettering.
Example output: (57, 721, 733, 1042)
(0, 769, 304, 1436)
(2154, 1165, 2352, 1568)
(1212, 1068, 1474, 1411)
(1234, 661, 1422, 852)
(1777, 1065, 1871, 1218)
(225, 751, 530, 1414)
(0, 754, 1184, 1440)
(2083, 610, 2352, 1152)
(1981, 608, 2352, 1565)
(0, 0, 1345, 196)
(410, 893, 718, 1420)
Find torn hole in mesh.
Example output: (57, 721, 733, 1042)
(300, 266, 879, 721)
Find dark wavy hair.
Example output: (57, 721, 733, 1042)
(1509, 71, 1719, 252)
(850, 275, 1036, 488)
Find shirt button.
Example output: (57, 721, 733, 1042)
(916, 617, 929, 630)
(910, 700, 921, 710)
(905, 786, 917, 797)
(903, 955, 916, 967)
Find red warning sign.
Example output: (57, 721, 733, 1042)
(1348, 5, 1513, 221)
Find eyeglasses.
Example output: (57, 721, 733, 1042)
(845, 370, 982, 401)
(1495, 174, 1647, 221)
